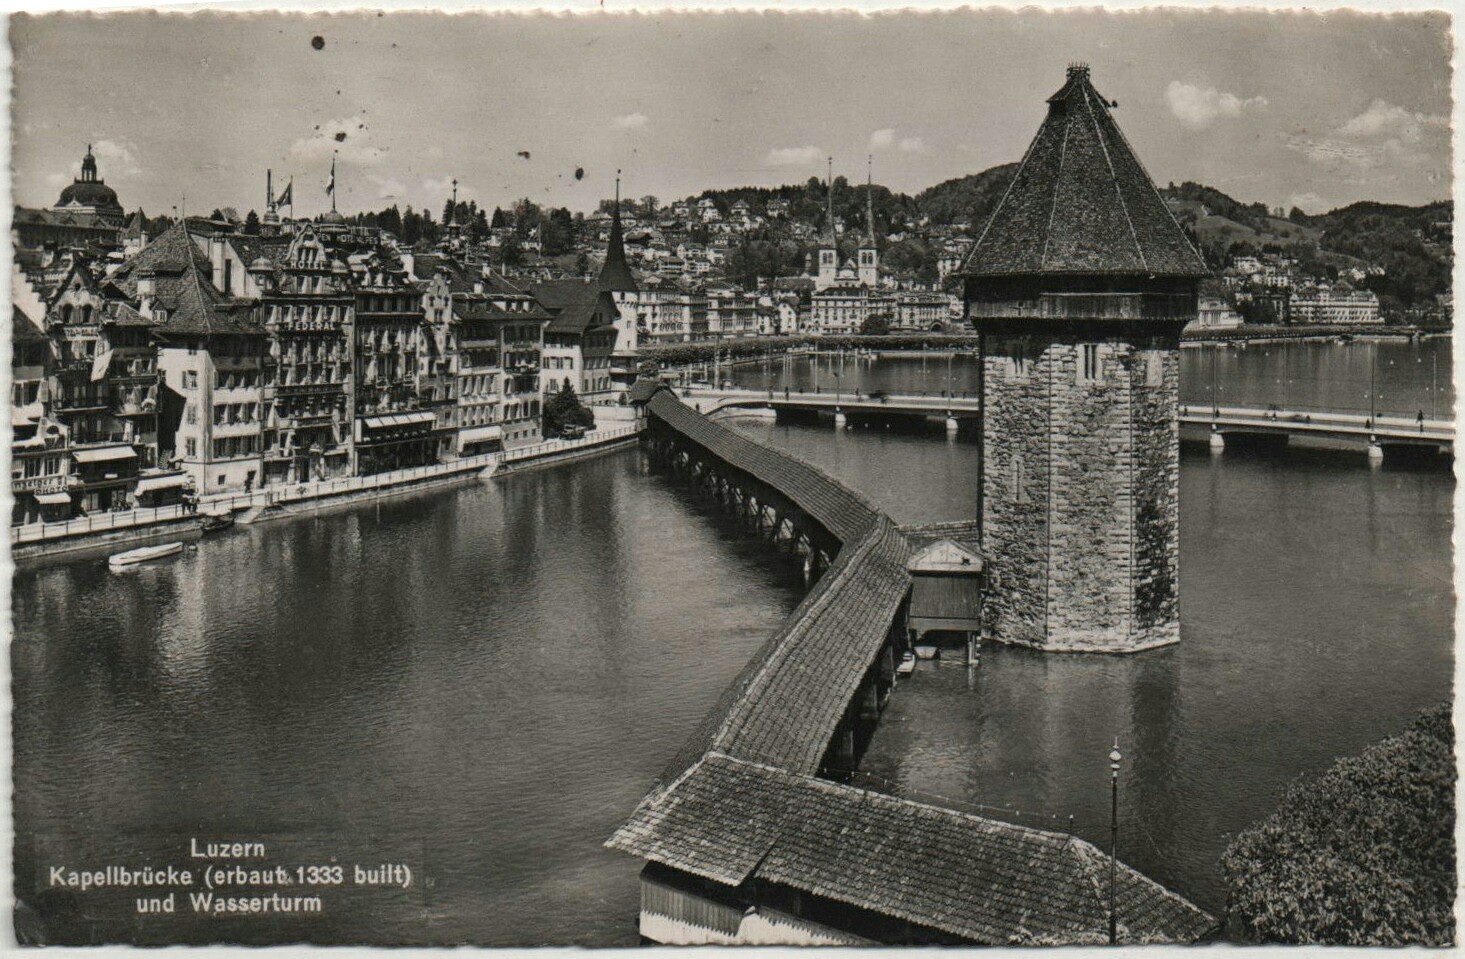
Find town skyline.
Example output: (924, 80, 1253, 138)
(11, 9, 1452, 219)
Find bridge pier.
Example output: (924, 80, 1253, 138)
(833, 409, 847, 429)
(1209, 426, 1225, 452)
(1368, 436, 1385, 464)
(946, 415, 959, 434)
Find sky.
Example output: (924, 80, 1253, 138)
(9, 9, 1453, 220)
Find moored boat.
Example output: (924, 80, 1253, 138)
(108, 542, 184, 569)
(199, 512, 234, 535)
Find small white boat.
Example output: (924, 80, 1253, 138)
(914, 645, 939, 661)
(896, 652, 917, 677)
(108, 542, 184, 569)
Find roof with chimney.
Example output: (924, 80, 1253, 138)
(960, 65, 1207, 279)
(111, 222, 260, 338)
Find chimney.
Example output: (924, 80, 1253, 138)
(136, 269, 156, 319)
(209, 234, 228, 292)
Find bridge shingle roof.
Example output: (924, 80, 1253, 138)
(609, 753, 1217, 944)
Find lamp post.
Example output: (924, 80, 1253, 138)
(1109, 740, 1122, 945)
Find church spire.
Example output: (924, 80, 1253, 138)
(825, 156, 836, 246)
(597, 169, 638, 293)
(865, 154, 876, 247)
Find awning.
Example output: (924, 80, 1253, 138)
(459, 424, 503, 444)
(90, 348, 115, 382)
(363, 411, 437, 430)
(134, 473, 189, 495)
(35, 491, 72, 505)
(72, 445, 137, 464)
(13, 435, 47, 450)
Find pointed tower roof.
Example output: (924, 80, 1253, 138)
(597, 172, 639, 293)
(961, 65, 1207, 279)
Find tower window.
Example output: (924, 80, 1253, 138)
(1079, 343, 1101, 384)
(1145, 352, 1164, 387)
(1011, 455, 1027, 503)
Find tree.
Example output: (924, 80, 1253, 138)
(498, 235, 524, 269)
(243, 210, 261, 235)
(575, 251, 590, 276)
(859, 313, 892, 336)
(1221, 704, 1454, 945)
(542, 381, 596, 437)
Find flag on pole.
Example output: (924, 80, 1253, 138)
(325, 156, 336, 197)
(276, 180, 293, 208)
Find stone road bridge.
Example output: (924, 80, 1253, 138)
(606, 386, 1216, 946)
(680, 386, 1455, 460)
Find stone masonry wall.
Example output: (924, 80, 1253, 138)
(1043, 338, 1136, 650)
(981, 334, 1050, 646)
(1129, 338, 1181, 646)
(982, 329, 1182, 653)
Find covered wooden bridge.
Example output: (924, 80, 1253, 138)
(607, 385, 1216, 945)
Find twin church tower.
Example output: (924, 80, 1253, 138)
(960, 65, 1208, 653)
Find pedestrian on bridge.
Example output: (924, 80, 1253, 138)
(1418, 409, 1426, 433)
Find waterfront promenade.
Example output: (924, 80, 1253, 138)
(9, 425, 640, 553)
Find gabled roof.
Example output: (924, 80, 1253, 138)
(960, 66, 1207, 279)
(531, 279, 618, 335)
(113, 222, 261, 338)
(907, 537, 983, 574)
(13, 306, 47, 344)
(610, 753, 1216, 945)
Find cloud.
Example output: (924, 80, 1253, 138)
(1286, 99, 1449, 174)
(367, 175, 406, 199)
(869, 128, 896, 150)
(898, 137, 929, 154)
(1336, 99, 1446, 144)
(613, 112, 649, 130)
(1165, 81, 1267, 130)
(422, 176, 473, 202)
(90, 138, 141, 175)
(765, 145, 824, 167)
(288, 116, 386, 167)
(1287, 192, 1327, 215)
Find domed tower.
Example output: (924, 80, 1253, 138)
(959, 64, 1209, 653)
(53, 145, 125, 223)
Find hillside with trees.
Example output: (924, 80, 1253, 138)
(913, 163, 1019, 230)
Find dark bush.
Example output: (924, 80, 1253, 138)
(1221, 704, 1455, 945)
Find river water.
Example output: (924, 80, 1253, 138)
(11, 342, 1455, 943)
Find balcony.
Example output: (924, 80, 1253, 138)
(275, 381, 345, 396)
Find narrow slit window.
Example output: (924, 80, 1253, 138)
(1079, 343, 1101, 384)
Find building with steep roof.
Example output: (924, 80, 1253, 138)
(134, 223, 269, 494)
(532, 279, 620, 402)
(597, 176, 645, 357)
(960, 64, 1207, 653)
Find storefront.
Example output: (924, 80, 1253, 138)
(355, 412, 442, 476)
(458, 424, 503, 457)
(133, 471, 191, 509)
(70, 444, 140, 513)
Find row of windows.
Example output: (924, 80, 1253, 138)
(16, 454, 65, 479)
(997, 346, 1165, 387)
(214, 403, 260, 427)
(212, 436, 261, 459)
